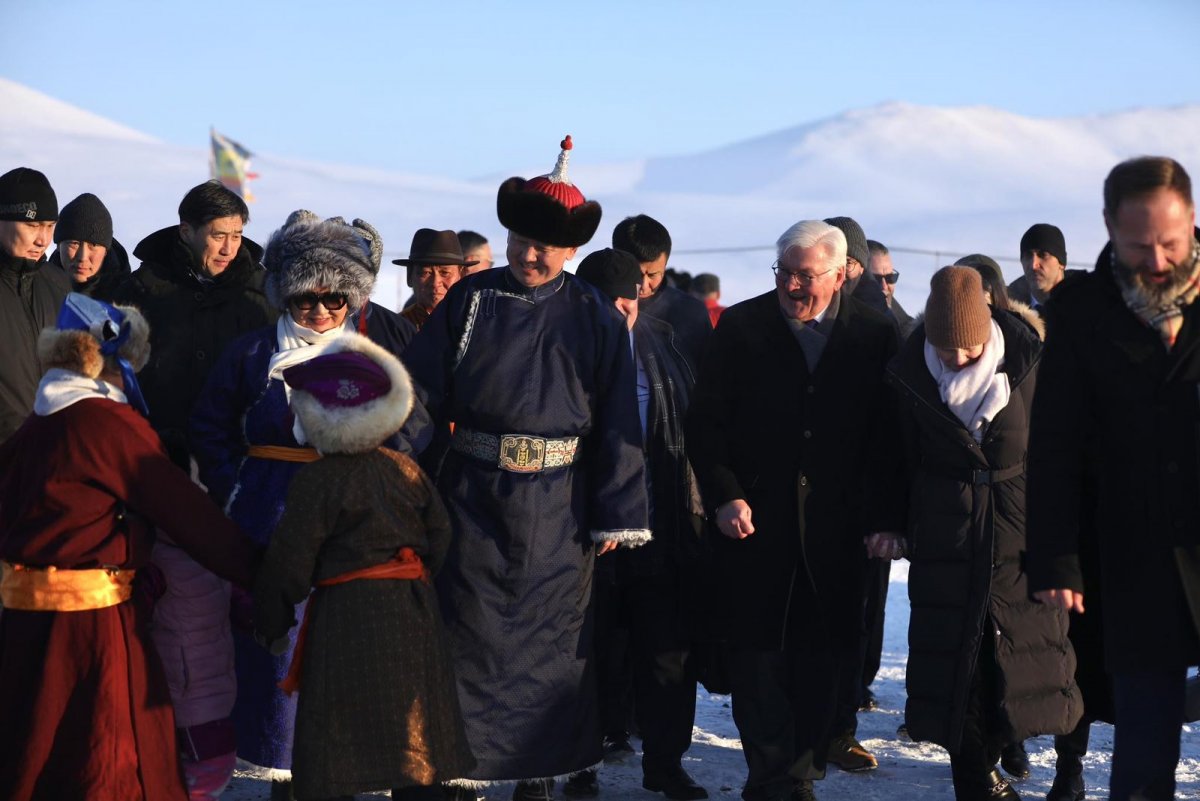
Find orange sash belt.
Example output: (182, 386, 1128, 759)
(0, 561, 135, 611)
(279, 547, 428, 695)
(246, 445, 322, 463)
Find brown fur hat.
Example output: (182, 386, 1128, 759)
(37, 301, 151, 377)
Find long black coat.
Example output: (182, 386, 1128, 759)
(686, 290, 905, 653)
(888, 309, 1081, 752)
(113, 227, 277, 467)
(0, 251, 68, 442)
(1027, 236, 1200, 673)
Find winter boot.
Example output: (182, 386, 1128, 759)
(563, 768, 599, 798)
(1000, 741, 1031, 780)
(952, 767, 1020, 801)
(512, 778, 554, 801)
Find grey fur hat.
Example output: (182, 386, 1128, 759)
(264, 210, 378, 310)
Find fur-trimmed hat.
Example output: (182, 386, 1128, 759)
(497, 135, 602, 248)
(264, 210, 378, 310)
(38, 293, 151, 413)
(283, 333, 414, 455)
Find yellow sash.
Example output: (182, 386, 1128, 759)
(0, 562, 135, 611)
(246, 445, 322, 463)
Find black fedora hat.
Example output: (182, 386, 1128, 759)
(391, 228, 479, 268)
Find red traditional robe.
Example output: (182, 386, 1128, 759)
(0, 397, 258, 801)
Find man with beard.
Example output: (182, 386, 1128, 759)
(687, 220, 904, 801)
(1028, 156, 1200, 801)
(0, 167, 67, 443)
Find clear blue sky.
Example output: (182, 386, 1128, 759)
(4, 0, 1197, 179)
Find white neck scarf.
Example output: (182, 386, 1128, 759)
(34, 368, 129, 416)
(267, 315, 348, 444)
(923, 318, 1011, 443)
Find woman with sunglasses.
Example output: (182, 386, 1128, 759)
(188, 211, 401, 800)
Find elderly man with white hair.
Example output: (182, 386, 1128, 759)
(686, 220, 905, 801)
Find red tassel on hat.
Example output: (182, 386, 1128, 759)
(526, 135, 586, 209)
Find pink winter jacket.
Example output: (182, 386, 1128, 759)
(150, 536, 236, 729)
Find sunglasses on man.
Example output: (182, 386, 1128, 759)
(871, 271, 900, 285)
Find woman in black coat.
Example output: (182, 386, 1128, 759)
(870, 267, 1081, 801)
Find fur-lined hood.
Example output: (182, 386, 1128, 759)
(264, 211, 378, 311)
(288, 333, 413, 455)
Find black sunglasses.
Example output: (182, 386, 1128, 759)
(872, 271, 900, 285)
(289, 292, 348, 311)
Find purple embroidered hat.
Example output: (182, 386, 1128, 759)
(282, 351, 391, 408)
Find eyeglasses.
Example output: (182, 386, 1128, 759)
(289, 292, 348, 311)
(871, 271, 900, 285)
(772, 262, 835, 285)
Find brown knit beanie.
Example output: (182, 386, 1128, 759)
(925, 266, 992, 349)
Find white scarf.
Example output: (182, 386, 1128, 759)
(923, 318, 1011, 443)
(33, 368, 128, 416)
(267, 315, 348, 444)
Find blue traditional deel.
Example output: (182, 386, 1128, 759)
(56, 293, 150, 416)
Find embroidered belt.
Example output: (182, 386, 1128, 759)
(279, 547, 428, 695)
(246, 445, 322, 463)
(0, 561, 135, 611)
(452, 427, 580, 473)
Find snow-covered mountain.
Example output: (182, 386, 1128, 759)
(3, 78, 1198, 313)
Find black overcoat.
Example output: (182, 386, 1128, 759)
(1027, 236, 1200, 673)
(888, 309, 1081, 752)
(686, 290, 905, 653)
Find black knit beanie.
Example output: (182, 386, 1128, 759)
(824, 216, 869, 268)
(1019, 223, 1067, 266)
(0, 167, 58, 222)
(576, 248, 641, 301)
(55, 193, 113, 248)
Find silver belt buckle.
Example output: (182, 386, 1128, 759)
(498, 435, 547, 473)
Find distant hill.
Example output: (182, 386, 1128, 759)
(3, 78, 1197, 311)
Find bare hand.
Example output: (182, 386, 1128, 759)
(717, 499, 755, 539)
(1034, 588, 1085, 614)
(596, 540, 618, 556)
(864, 532, 907, 560)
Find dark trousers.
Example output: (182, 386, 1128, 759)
(949, 628, 1005, 786)
(1053, 716, 1091, 776)
(727, 646, 836, 801)
(831, 557, 887, 736)
(861, 557, 890, 693)
(594, 567, 697, 772)
(1110, 667, 1187, 801)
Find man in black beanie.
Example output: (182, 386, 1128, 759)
(1008, 223, 1084, 308)
(824, 216, 888, 315)
(0, 166, 69, 442)
(48, 192, 131, 301)
(575, 248, 709, 801)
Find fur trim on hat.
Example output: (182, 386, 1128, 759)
(497, 177, 602, 248)
(264, 217, 376, 310)
(288, 334, 414, 455)
(36, 302, 150, 377)
(38, 330, 104, 378)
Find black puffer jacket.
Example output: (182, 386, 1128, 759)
(48, 237, 132, 302)
(888, 308, 1081, 752)
(0, 253, 69, 442)
(113, 226, 277, 466)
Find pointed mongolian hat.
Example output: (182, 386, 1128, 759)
(497, 135, 602, 248)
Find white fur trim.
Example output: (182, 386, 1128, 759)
(591, 528, 653, 548)
(33, 368, 127, 415)
(288, 333, 414, 455)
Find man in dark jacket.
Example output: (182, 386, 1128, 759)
(687, 219, 904, 801)
(114, 180, 276, 468)
(1028, 156, 1200, 801)
(576, 248, 709, 801)
(0, 167, 68, 443)
(824, 216, 888, 315)
(1007, 223, 1086, 308)
(47, 192, 131, 302)
(613, 214, 712, 370)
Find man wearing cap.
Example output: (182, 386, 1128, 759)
(393, 228, 478, 330)
(576, 248, 709, 801)
(687, 220, 904, 801)
(1028, 156, 1200, 801)
(114, 180, 276, 468)
(0, 167, 69, 443)
(613, 214, 712, 372)
(1007, 223, 1083, 308)
(405, 138, 649, 801)
(48, 192, 132, 302)
(824, 216, 888, 315)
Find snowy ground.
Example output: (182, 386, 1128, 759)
(226, 562, 1200, 800)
